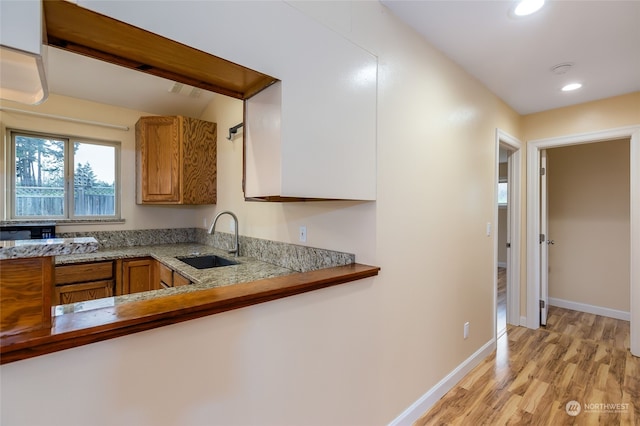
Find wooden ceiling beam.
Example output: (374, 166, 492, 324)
(42, 0, 278, 100)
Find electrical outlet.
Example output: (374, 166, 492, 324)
(464, 322, 470, 339)
(299, 225, 307, 243)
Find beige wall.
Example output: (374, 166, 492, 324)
(547, 139, 630, 312)
(523, 92, 640, 140)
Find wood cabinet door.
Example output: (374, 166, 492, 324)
(0, 257, 53, 335)
(122, 258, 155, 294)
(181, 116, 217, 204)
(136, 116, 181, 203)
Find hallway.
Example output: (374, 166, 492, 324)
(415, 306, 639, 425)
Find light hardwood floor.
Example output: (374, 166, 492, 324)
(497, 267, 506, 336)
(415, 306, 639, 425)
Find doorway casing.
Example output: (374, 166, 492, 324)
(494, 129, 522, 336)
(526, 125, 640, 357)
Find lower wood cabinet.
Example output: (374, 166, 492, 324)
(121, 258, 157, 295)
(1, 257, 54, 336)
(52, 258, 191, 304)
(157, 261, 191, 288)
(54, 261, 115, 305)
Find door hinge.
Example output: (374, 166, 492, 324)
(540, 299, 545, 309)
(540, 167, 546, 176)
(506, 242, 511, 248)
(539, 233, 545, 244)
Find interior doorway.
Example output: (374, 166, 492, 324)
(526, 125, 640, 357)
(494, 129, 522, 339)
(543, 140, 631, 327)
(496, 146, 510, 336)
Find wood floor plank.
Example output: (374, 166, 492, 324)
(414, 306, 639, 425)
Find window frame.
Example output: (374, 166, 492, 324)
(7, 128, 121, 221)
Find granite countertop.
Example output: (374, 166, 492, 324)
(0, 237, 99, 260)
(53, 243, 296, 313)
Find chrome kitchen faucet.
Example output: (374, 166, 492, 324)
(209, 211, 239, 257)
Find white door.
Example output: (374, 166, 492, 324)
(540, 150, 549, 326)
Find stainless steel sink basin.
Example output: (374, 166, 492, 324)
(176, 255, 239, 269)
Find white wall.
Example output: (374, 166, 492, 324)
(0, 2, 521, 425)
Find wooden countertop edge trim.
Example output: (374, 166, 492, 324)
(0, 263, 379, 364)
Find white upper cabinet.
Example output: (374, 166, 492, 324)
(0, 0, 47, 104)
(77, 1, 377, 201)
(0, 0, 41, 54)
(244, 39, 377, 201)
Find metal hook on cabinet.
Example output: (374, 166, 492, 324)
(227, 123, 244, 140)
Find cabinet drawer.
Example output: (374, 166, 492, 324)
(55, 261, 113, 285)
(55, 280, 114, 305)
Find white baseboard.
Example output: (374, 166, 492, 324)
(497, 262, 507, 268)
(548, 297, 630, 321)
(520, 316, 527, 327)
(388, 339, 495, 426)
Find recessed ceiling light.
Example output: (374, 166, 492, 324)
(561, 83, 582, 92)
(512, 0, 545, 17)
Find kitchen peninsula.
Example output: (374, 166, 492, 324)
(0, 230, 379, 364)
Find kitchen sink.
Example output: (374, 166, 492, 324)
(176, 255, 239, 269)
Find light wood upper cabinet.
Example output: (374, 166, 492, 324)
(135, 115, 217, 205)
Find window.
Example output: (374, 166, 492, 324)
(498, 181, 508, 206)
(9, 130, 120, 220)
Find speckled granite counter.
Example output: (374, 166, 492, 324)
(54, 243, 296, 313)
(1, 228, 356, 315)
(0, 237, 99, 260)
(57, 228, 356, 273)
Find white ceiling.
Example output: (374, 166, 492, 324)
(45, 1, 640, 117)
(381, 0, 640, 115)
